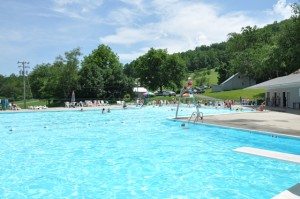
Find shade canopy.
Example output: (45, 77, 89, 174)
(133, 87, 148, 93)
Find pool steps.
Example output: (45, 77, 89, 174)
(187, 111, 203, 123)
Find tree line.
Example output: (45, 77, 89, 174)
(0, 4, 298, 101)
(0, 45, 185, 102)
(29, 45, 134, 101)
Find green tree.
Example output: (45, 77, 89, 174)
(0, 74, 23, 100)
(164, 54, 187, 90)
(78, 63, 105, 98)
(29, 48, 81, 99)
(29, 63, 52, 99)
(79, 44, 133, 99)
(134, 48, 186, 91)
(57, 48, 81, 98)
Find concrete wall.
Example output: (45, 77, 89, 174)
(265, 86, 300, 108)
(211, 85, 222, 92)
(212, 73, 256, 92)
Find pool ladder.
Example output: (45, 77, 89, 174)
(188, 111, 203, 123)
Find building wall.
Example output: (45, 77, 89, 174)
(265, 86, 300, 108)
(222, 75, 256, 91)
(211, 85, 222, 92)
(212, 73, 256, 92)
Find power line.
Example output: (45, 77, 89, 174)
(18, 61, 30, 109)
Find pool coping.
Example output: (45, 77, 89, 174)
(168, 117, 300, 140)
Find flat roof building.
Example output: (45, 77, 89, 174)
(249, 69, 300, 109)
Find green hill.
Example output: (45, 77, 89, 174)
(189, 68, 218, 87)
(207, 69, 218, 85)
(179, 14, 300, 84)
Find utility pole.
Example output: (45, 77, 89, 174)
(18, 61, 30, 109)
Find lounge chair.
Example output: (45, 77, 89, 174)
(65, 102, 70, 108)
(101, 100, 109, 106)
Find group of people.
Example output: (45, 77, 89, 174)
(136, 98, 144, 106)
(10, 103, 21, 110)
(224, 100, 234, 110)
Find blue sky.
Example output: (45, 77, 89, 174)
(0, 0, 296, 75)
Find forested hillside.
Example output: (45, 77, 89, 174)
(178, 6, 300, 84)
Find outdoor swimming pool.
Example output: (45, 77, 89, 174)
(0, 106, 299, 198)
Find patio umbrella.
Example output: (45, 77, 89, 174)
(71, 91, 75, 102)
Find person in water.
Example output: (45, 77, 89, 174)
(102, 108, 105, 113)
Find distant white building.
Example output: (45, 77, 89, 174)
(212, 73, 256, 92)
(133, 87, 148, 98)
(249, 69, 300, 109)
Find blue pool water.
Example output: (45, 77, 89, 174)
(0, 107, 299, 198)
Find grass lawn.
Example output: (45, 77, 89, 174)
(15, 99, 48, 109)
(188, 68, 219, 87)
(203, 88, 265, 101)
(207, 69, 219, 85)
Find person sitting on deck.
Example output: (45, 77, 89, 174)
(257, 101, 266, 111)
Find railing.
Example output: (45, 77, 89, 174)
(188, 111, 203, 123)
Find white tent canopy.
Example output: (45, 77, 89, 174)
(133, 87, 148, 93)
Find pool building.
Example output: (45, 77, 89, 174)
(250, 69, 300, 109)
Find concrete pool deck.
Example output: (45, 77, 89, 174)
(177, 111, 300, 138)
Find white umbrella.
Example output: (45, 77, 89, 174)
(71, 91, 75, 102)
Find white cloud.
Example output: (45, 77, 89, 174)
(100, 26, 162, 45)
(101, 1, 257, 54)
(118, 47, 150, 62)
(271, 0, 293, 19)
(106, 8, 137, 26)
(120, 0, 145, 11)
(52, 0, 103, 20)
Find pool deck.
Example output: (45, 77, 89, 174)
(177, 111, 300, 138)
